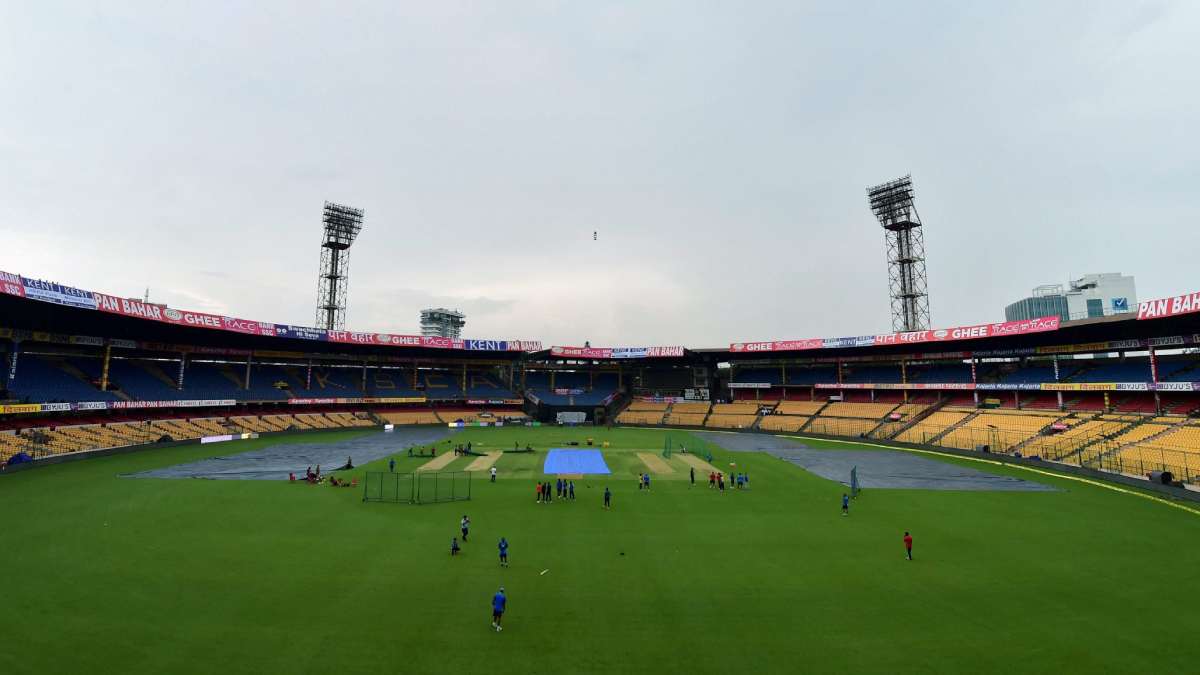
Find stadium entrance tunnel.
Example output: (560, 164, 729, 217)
(128, 427, 457, 481)
(696, 432, 1058, 492)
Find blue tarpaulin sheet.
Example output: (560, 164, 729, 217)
(543, 449, 611, 474)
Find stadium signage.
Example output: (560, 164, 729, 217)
(728, 382, 771, 389)
(275, 325, 328, 341)
(0, 270, 24, 297)
(94, 293, 166, 320)
(5, 269, 542, 354)
(550, 345, 685, 359)
(1138, 291, 1200, 320)
(0, 404, 41, 415)
(733, 317, 1061, 353)
(21, 278, 97, 310)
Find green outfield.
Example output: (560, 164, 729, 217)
(2, 426, 1199, 674)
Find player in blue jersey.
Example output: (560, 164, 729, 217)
(842, 493, 850, 516)
(491, 587, 507, 631)
(498, 537, 509, 567)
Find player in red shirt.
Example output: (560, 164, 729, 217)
(903, 531, 913, 560)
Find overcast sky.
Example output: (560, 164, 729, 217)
(2, 1, 1197, 347)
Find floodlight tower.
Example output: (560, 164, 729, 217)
(867, 175, 931, 332)
(314, 201, 365, 330)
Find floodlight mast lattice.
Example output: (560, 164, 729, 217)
(867, 175, 931, 332)
(315, 201, 365, 331)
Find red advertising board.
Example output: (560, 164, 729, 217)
(731, 317, 1060, 353)
(874, 316, 1060, 346)
(729, 339, 824, 353)
(0, 270, 25, 297)
(325, 332, 466, 349)
(552, 346, 611, 359)
(1138, 291, 1200, 320)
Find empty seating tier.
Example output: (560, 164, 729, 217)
(704, 414, 758, 429)
(775, 401, 825, 416)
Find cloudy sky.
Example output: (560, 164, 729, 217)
(1, 1, 1196, 347)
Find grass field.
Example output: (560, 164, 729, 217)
(3, 426, 1200, 674)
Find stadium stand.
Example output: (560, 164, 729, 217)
(5, 355, 118, 403)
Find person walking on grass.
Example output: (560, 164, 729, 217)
(461, 515, 470, 542)
(491, 586, 506, 632)
(389, 457, 395, 473)
(569, 480, 575, 500)
(490, 466, 497, 482)
(451, 537, 460, 556)
(643, 473, 651, 491)
(690, 467, 695, 487)
(603, 486, 612, 510)
(498, 537, 509, 567)
(842, 493, 849, 516)
(903, 531, 913, 560)
(536, 482, 542, 503)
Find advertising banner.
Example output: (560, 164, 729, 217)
(813, 382, 975, 390)
(274, 325, 328, 341)
(1147, 336, 1186, 348)
(1037, 382, 1133, 392)
(75, 401, 110, 410)
(728, 382, 771, 389)
(40, 402, 73, 412)
(22, 278, 97, 309)
(1138, 291, 1200, 320)
(551, 346, 609, 359)
(1152, 382, 1196, 392)
(553, 388, 584, 395)
(220, 316, 277, 336)
(976, 383, 1044, 391)
(0, 404, 42, 415)
(733, 317, 1060, 353)
(464, 339, 508, 351)
(0, 270, 25, 297)
(94, 293, 173, 321)
(9, 270, 543, 353)
(730, 339, 825, 353)
(551, 345, 686, 359)
(876, 317, 1060, 346)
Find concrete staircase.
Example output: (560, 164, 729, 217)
(878, 398, 948, 440)
(863, 403, 905, 438)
